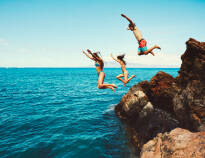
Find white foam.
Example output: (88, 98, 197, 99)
(104, 104, 115, 113)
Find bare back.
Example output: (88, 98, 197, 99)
(132, 26, 143, 42)
(119, 61, 127, 74)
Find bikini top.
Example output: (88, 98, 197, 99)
(95, 62, 100, 67)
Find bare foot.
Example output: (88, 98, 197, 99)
(112, 84, 117, 88)
(155, 45, 161, 49)
(111, 87, 115, 92)
(150, 52, 155, 56)
(131, 75, 136, 78)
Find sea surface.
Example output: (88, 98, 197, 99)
(0, 68, 179, 158)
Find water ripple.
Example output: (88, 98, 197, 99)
(0, 68, 179, 158)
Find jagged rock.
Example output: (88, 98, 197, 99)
(115, 81, 154, 120)
(140, 128, 205, 158)
(148, 71, 179, 113)
(115, 71, 179, 120)
(115, 79, 179, 153)
(115, 38, 205, 155)
(177, 38, 205, 86)
(174, 38, 205, 131)
(129, 109, 179, 154)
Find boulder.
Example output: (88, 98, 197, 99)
(140, 128, 205, 158)
(115, 38, 205, 155)
(174, 38, 205, 131)
(115, 78, 179, 152)
(115, 81, 154, 120)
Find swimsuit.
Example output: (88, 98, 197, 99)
(95, 62, 100, 67)
(95, 62, 103, 76)
(138, 39, 148, 53)
(97, 70, 103, 76)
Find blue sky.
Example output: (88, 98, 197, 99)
(0, 0, 204, 67)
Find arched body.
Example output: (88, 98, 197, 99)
(110, 53, 135, 86)
(82, 49, 117, 92)
(121, 14, 161, 56)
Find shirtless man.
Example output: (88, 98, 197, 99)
(121, 14, 161, 56)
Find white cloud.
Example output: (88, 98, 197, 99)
(17, 48, 32, 53)
(103, 52, 181, 68)
(0, 38, 9, 46)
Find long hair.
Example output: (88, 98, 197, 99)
(93, 52, 104, 68)
(117, 54, 126, 65)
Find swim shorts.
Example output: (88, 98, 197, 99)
(138, 39, 147, 53)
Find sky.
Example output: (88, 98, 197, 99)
(0, 0, 204, 68)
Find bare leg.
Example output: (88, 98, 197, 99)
(123, 72, 136, 86)
(106, 86, 116, 92)
(116, 74, 125, 84)
(150, 51, 155, 56)
(98, 72, 117, 92)
(117, 77, 126, 85)
(124, 72, 129, 86)
(127, 75, 136, 83)
(144, 45, 161, 55)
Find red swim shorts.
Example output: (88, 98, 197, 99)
(139, 39, 147, 48)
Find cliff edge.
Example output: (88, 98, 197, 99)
(115, 38, 205, 157)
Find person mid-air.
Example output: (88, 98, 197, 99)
(83, 49, 117, 92)
(110, 53, 135, 86)
(121, 14, 161, 56)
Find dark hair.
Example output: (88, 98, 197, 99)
(93, 52, 104, 68)
(129, 23, 135, 30)
(93, 52, 100, 58)
(117, 54, 126, 65)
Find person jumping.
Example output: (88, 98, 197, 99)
(110, 53, 135, 86)
(121, 14, 161, 56)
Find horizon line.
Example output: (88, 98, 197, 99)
(0, 67, 180, 69)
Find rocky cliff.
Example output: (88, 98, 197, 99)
(174, 38, 205, 131)
(140, 128, 205, 158)
(115, 38, 205, 157)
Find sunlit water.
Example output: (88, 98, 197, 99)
(0, 68, 179, 158)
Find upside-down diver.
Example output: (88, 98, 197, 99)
(121, 14, 161, 56)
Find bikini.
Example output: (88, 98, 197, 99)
(95, 62, 103, 76)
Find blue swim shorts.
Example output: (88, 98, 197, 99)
(138, 46, 148, 53)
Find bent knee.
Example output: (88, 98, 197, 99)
(98, 84, 103, 89)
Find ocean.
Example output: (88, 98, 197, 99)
(0, 68, 179, 158)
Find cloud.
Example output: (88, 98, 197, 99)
(0, 38, 9, 46)
(103, 52, 181, 68)
(18, 48, 32, 53)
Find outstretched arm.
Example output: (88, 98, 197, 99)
(88, 49, 99, 59)
(82, 51, 94, 60)
(121, 14, 135, 26)
(87, 49, 93, 55)
(87, 49, 103, 62)
(110, 53, 119, 63)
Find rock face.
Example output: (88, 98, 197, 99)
(115, 72, 180, 153)
(115, 38, 205, 156)
(174, 38, 205, 131)
(140, 128, 205, 158)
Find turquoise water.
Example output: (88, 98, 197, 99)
(0, 68, 179, 158)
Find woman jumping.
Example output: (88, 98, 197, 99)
(83, 49, 117, 92)
(110, 53, 135, 86)
(121, 14, 161, 56)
